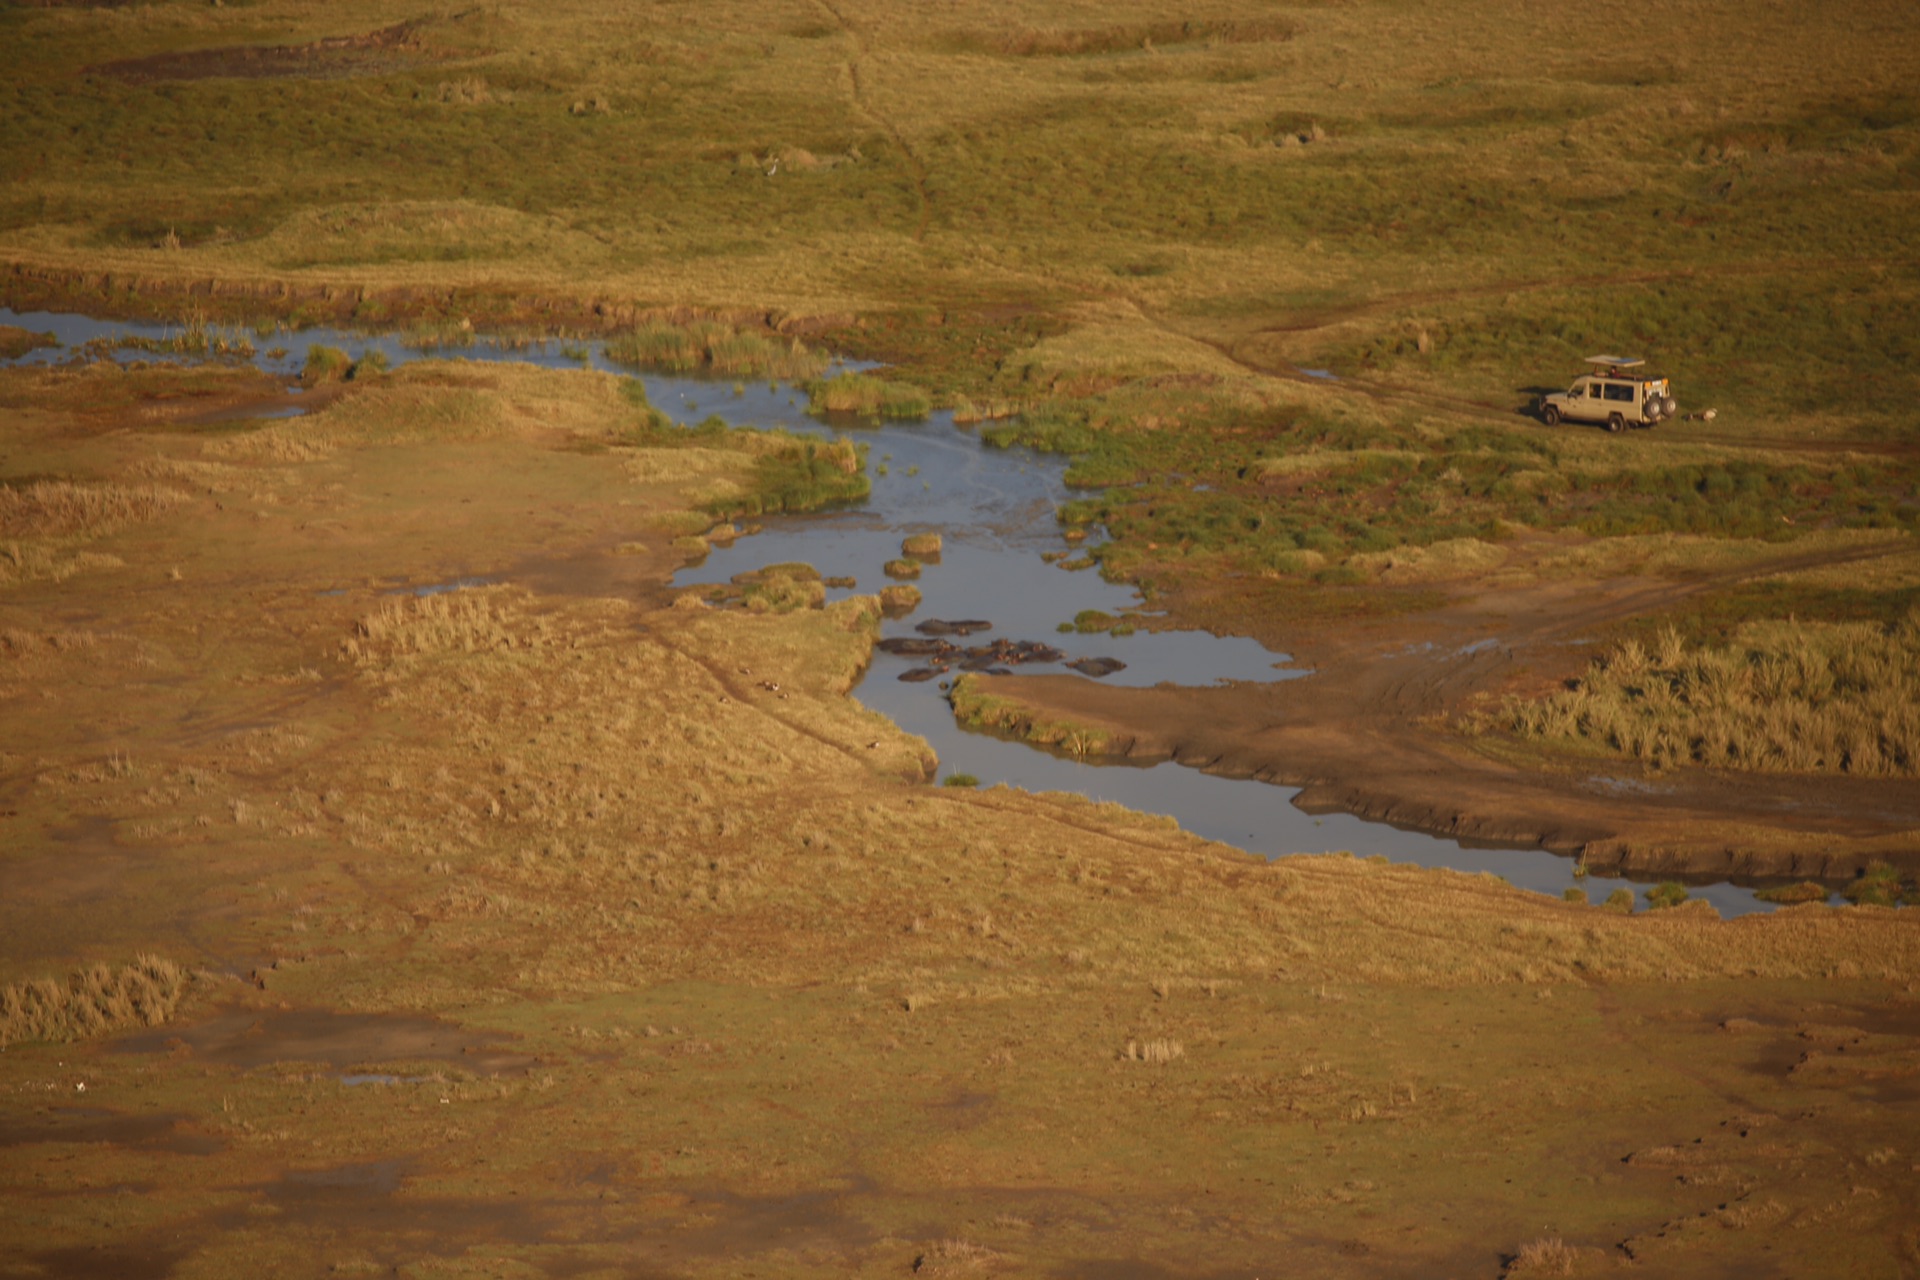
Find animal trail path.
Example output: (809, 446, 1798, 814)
(811, 0, 934, 245)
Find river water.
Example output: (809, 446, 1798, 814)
(0, 307, 1789, 915)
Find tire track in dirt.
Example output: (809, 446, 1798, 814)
(810, 0, 933, 245)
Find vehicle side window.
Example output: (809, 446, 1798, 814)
(1587, 383, 1602, 398)
(1603, 383, 1633, 402)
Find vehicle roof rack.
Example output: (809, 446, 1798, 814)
(1584, 354, 1644, 369)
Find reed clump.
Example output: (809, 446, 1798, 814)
(0, 480, 188, 539)
(724, 436, 869, 517)
(0, 955, 187, 1048)
(343, 587, 549, 666)
(1495, 614, 1920, 775)
(804, 373, 931, 419)
(604, 320, 828, 381)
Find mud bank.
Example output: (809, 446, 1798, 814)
(962, 572, 1920, 884)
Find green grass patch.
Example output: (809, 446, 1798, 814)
(804, 372, 931, 419)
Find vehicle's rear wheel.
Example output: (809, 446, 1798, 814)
(1607, 412, 1625, 433)
(1661, 395, 1677, 417)
(1541, 404, 1561, 426)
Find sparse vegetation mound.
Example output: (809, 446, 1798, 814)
(302, 344, 353, 384)
(735, 562, 826, 613)
(950, 672, 1110, 756)
(804, 372, 930, 419)
(344, 586, 550, 666)
(1495, 615, 1920, 775)
(604, 320, 827, 382)
(0, 955, 187, 1048)
(727, 436, 869, 517)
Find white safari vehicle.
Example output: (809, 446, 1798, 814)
(1538, 356, 1677, 431)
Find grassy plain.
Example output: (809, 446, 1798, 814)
(2, 0, 1920, 1274)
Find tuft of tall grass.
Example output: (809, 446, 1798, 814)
(1121, 1038, 1185, 1063)
(303, 344, 353, 384)
(803, 373, 930, 419)
(0, 955, 186, 1048)
(604, 320, 827, 381)
(343, 587, 546, 666)
(1496, 613, 1920, 775)
(0, 479, 188, 539)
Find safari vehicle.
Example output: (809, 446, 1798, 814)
(1538, 356, 1677, 431)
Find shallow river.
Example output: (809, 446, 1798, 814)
(1, 308, 1788, 915)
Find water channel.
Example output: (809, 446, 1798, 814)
(0, 307, 1789, 915)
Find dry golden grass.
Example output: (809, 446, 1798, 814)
(0, 955, 185, 1048)
(0, 480, 187, 539)
(1499, 612, 1920, 775)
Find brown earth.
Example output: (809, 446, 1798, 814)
(967, 538, 1920, 882)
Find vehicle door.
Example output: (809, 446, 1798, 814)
(1575, 379, 1605, 421)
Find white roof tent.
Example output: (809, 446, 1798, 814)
(1584, 354, 1645, 371)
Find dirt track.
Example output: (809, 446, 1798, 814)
(970, 541, 1920, 882)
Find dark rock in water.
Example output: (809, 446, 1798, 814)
(898, 667, 943, 683)
(878, 637, 954, 657)
(915, 619, 993, 637)
(1067, 656, 1127, 678)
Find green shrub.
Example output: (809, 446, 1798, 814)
(347, 348, 390, 380)
(1842, 863, 1904, 907)
(302, 344, 352, 384)
(1646, 882, 1690, 910)
(941, 774, 980, 788)
(1603, 888, 1635, 913)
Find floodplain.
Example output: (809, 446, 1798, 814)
(2, 0, 1919, 1276)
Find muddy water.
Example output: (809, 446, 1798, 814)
(0, 308, 1781, 916)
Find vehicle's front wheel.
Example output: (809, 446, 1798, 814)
(1607, 412, 1625, 433)
(1541, 404, 1561, 426)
